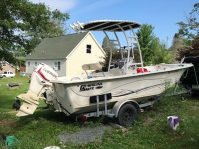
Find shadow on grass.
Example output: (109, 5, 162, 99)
(17, 110, 75, 125)
(0, 95, 17, 111)
(16, 109, 112, 127)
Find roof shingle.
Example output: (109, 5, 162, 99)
(26, 32, 88, 60)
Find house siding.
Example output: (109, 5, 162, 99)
(66, 33, 105, 76)
(26, 59, 66, 76)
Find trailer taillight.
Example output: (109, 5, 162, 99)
(81, 115, 87, 121)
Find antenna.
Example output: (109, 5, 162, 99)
(73, 23, 78, 26)
(77, 21, 84, 29)
(166, 36, 169, 49)
(70, 21, 84, 33)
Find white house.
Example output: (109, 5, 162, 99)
(0, 61, 19, 73)
(26, 32, 105, 76)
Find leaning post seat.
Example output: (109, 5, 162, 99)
(82, 63, 103, 70)
(82, 63, 105, 77)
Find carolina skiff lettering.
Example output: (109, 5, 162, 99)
(80, 83, 103, 91)
(43, 68, 57, 78)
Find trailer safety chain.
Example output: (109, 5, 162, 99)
(55, 99, 71, 115)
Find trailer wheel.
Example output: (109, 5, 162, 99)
(116, 104, 137, 126)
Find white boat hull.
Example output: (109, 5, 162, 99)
(51, 64, 190, 115)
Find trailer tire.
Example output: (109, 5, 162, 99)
(116, 104, 137, 126)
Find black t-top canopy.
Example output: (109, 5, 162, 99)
(80, 20, 141, 32)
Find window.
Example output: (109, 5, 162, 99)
(28, 62, 30, 66)
(35, 62, 37, 67)
(3, 62, 6, 66)
(54, 61, 61, 70)
(86, 45, 91, 53)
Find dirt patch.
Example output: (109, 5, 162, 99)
(0, 119, 17, 127)
(143, 117, 156, 126)
(190, 106, 199, 110)
(5, 111, 18, 114)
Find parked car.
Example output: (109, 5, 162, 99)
(0, 71, 15, 78)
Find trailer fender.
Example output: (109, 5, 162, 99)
(111, 99, 141, 117)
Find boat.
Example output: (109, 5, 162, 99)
(14, 20, 193, 126)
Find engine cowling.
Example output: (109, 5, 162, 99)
(29, 63, 58, 95)
(14, 63, 58, 117)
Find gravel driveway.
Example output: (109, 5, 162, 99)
(58, 125, 112, 145)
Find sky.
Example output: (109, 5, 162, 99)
(31, 0, 198, 48)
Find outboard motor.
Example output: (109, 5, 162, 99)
(13, 63, 58, 116)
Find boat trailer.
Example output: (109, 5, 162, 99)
(76, 81, 192, 124)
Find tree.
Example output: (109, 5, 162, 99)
(101, 36, 120, 70)
(136, 24, 159, 65)
(153, 41, 174, 64)
(175, 2, 199, 61)
(0, 0, 69, 67)
(176, 35, 199, 61)
(176, 3, 199, 39)
(169, 33, 184, 62)
(102, 36, 110, 54)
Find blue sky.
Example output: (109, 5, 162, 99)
(31, 0, 198, 47)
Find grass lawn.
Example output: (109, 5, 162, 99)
(0, 76, 199, 149)
(0, 76, 29, 112)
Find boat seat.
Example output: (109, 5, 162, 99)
(82, 63, 102, 70)
(109, 68, 124, 76)
(82, 63, 105, 77)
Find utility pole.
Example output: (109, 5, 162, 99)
(166, 36, 169, 49)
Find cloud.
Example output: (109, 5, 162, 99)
(70, 0, 123, 17)
(90, 0, 121, 9)
(30, 0, 77, 12)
